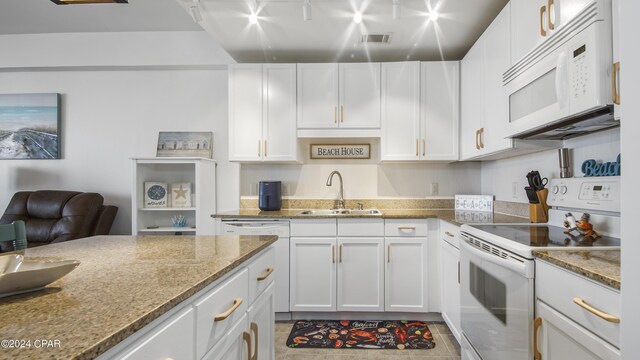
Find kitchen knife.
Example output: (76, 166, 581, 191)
(525, 186, 539, 204)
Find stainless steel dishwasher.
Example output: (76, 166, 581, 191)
(220, 219, 290, 315)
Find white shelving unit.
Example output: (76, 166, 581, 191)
(131, 157, 216, 235)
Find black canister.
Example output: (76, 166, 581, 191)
(258, 181, 282, 211)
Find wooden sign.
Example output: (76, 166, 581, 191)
(310, 144, 370, 159)
(581, 154, 621, 177)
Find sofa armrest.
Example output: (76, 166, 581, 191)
(92, 205, 118, 236)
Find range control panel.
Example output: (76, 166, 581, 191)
(547, 177, 620, 212)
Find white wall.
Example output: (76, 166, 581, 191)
(0, 69, 237, 235)
(620, 0, 640, 357)
(481, 128, 621, 202)
(0, 31, 237, 235)
(241, 139, 482, 198)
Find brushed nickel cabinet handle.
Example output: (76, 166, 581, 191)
(445, 231, 455, 237)
(415, 139, 419, 156)
(422, 139, 426, 156)
(548, 0, 555, 30)
(475, 130, 480, 150)
(340, 105, 344, 123)
(264, 140, 267, 158)
(534, 317, 542, 360)
(479, 128, 485, 149)
(243, 331, 252, 360)
(250, 322, 259, 360)
(257, 140, 261, 157)
(332, 244, 335, 263)
(334, 106, 337, 123)
(257, 267, 274, 281)
(613, 62, 621, 105)
(540, 6, 547, 37)
(387, 244, 391, 263)
(339, 243, 343, 263)
(457, 261, 460, 284)
(398, 226, 416, 230)
(214, 298, 243, 322)
(573, 297, 620, 323)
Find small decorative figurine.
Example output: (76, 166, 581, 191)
(563, 212, 601, 240)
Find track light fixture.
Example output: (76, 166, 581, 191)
(392, 0, 400, 20)
(303, 0, 312, 21)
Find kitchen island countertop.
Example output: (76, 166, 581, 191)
(212, 209, 528, 226)
(533, 249, 621, 290)
(0, 234, 277, 360)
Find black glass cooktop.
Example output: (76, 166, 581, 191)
(470, 224, 621, 248)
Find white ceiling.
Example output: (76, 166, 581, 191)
(0, 0, 510, 63)
(0, 0, 202, 34)
(178, 0, 510, 62)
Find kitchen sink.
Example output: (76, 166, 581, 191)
(297, 209, 382, 216)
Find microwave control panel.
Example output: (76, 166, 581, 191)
(572, 44, 589, 99)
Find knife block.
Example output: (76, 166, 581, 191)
(530, 188, 549, 223)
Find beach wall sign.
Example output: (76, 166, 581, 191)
(581, 154, 621, 177)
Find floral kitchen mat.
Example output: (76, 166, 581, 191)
(285, 320, 436, 350)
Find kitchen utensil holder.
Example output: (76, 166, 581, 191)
(530, 188, 549, 223)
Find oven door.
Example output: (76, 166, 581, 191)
(460, 234, 535, 360)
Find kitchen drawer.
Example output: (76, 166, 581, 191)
(202, 313, 249, 360)
(248, 247, 276, 305)
(338, 218, 384, 237)
(384, 219, 428, 237)
(536, 260, 620, 348)
(119, 306, 195, 360)
(195, 268, 249, 359)
(440, 220, 460, 249)
(290, 219, 337, 237)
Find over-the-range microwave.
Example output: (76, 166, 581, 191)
(503, 0, 618, 140)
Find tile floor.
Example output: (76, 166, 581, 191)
(275, 321, 462, 360)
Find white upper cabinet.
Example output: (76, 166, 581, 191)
(422, 61, 460, 161)
(380, 62, 421, 161)
(228, 64, 299, 163)
(511, 0, 593, 64)
(297, 63, 381, 132)
(460, 39, 485, 160)
(339, 63, 381, 128)
(229, 64, 263, 162)
(380, 61, 459, 162)
(297, 63, 340, 129)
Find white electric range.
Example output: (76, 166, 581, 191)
(459, 176, 621, 360)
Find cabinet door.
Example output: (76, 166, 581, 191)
(460, 41, 484, 160)
(202, 314, 249, 360)
(536, 301, 621, 360)
(422, 61, 460, 161)
(440, 239, 461, 342)
(556, 0, 592, 27)
(248, 283, 275, 360)
(511, 0, 548, 64)
(385, 238, 429, 312)
(229, 64, 263, 161)
(339, 63, 381, 128)
(263, 64, 298, 162)
(482, 3, 514, 155)
(297, 64, 339, 129)
(380, 62, 420, 161)
(290, 237, 336, 312)
(337, 237, 384, 311)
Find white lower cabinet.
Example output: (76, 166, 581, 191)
(536, 301, 620, 360)
(440, 237, 461, 342)
(337, 237, 384, 311)
(289, 237, 337, 312)
(384, 237, 429, 312)
(119, 307, 195, 360)
(248, 282, 276, 360)
(202, 313, 249, 360)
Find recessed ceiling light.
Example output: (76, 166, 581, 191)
(428, 11, 439, 22)
(50, 0, 127, 3)
(354, 12, 363, 24)
(392, 0, 400, 20)
(303, 0, 312, 21)
(249, 13, 258, 24)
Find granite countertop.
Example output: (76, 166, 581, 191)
(0, 234, 277, 360)
(533, 249, 621, 290)
(213, 209, 528, 226)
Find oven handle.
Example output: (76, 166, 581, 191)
(461, 237, 533, 278)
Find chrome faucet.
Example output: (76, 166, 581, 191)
(326, 171, 345, 209)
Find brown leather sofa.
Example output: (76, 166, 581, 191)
(0, 190, 118, 252)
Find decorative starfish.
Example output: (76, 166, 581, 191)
(173, 185, 188, 199)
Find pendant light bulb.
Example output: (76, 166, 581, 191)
(354, 12, 363, 24)
(392, 0, 400, 20)
(249, 12, 258, 24)
(303, 0, 312, 21)
(428, 11, 439, 22)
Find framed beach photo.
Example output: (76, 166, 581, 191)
(0, 93, 62, 159)
(156, 131, 213, 159)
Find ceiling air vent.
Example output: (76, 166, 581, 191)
(361, 34, 392, 44)
(50, 0, 128, 4)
